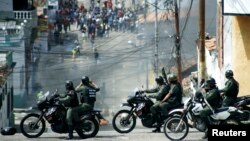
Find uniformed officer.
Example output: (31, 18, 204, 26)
(220, 70, 239, 107)
(199, 77, 221, 139)
(143, 76, 170, 132)
(75, 76, 108, 125)
(58, 80, 80, 140)
(161, 74, 183, 109)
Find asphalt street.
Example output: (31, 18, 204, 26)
(1, 125, 206, 141)
(8, 23, 207, 141)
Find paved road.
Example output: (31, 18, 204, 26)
(1, 125, 206, 141)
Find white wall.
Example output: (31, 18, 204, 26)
(205, 49, 224, 89)
(223, 16, 233, 71)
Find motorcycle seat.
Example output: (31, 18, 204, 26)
(170, 103, 184, 110)
(214, 107, 228, 113)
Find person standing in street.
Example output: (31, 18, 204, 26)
(94, 48, 99, 64)
(72, 48, 77, 61)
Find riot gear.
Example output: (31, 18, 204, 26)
(81, 76, 90, 85)
(225, 70, 234, 79)
(167, 74, 177, 83)
(155, 76, 164, 85)
(65, 80, 74, 91)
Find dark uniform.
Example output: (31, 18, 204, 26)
(161, 74, 183, 114)
(163, 80, 183, 110)
(75, 76, 108, 125)
(144, 76, 170, 132)
(145, 82, 170, 115)
(58, 80, 81, 140)
(220, 70, 239, 107)
(74, 83, 94, 122)
(199, 77, 221, 139)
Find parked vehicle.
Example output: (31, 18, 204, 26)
(112, 89, 183, 133)
(20, 90, 100, 138)
(163, 92, 250, 140)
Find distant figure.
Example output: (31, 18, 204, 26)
(72, 48, 77, 61)
(94, 48, 99, 64)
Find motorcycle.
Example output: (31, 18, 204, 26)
(112, 88, 183, 133)
(163, 92, 250, 140)
(234, 95, 250, 111)
(20, 90, 100, 138)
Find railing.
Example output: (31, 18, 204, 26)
(13, 10, 38, 27)
(14, 10, 37, 20)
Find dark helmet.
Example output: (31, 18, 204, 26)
(155, 76, 164, 85)
(167, 73, 177, 83)
(225, 70, 234, 78)
(65, 80, 74, 90)
(81, 76, 90, 84)
(204, 77, 216, 88)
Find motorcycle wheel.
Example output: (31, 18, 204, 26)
(112, 110, 136, 133)
(76, 118, 99, 139)
(163, 116, 189, 141)
(20, 113, 46, 138)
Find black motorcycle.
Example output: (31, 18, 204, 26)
(112, 89, 183, 133)
(20, 90, 99, 138)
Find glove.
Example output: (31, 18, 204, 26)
(96, 88, 100, 92)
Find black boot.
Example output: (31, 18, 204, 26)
(152, 115, 162, 133)
(66, 126, 74, 140)
(152, 127, 161, 133)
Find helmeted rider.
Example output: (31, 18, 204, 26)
(58, 80, 78, 140)
(75, 76, 108, 125)
(58, 80, 92, 140)
(142, 76, 170, 132)
(199, 77, 221, 139)
(220, 70, 239, 107)
(161, 73, 183, 129)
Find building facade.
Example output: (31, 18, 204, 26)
(0, 51, 15, 129)
(204, 0, 250, 96)
(0, 0, 38, 107)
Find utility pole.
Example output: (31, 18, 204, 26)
(198, 0, 206, 86)
(154, 0, 159, 77)
(174, 0, 182, 82)
(144, 0, 149, 89)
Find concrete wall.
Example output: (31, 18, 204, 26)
(0, 73, 14, 129)
(205, 49, 224, 89)
(0, 0, 13, 11)
(232, 16, 250, 96)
